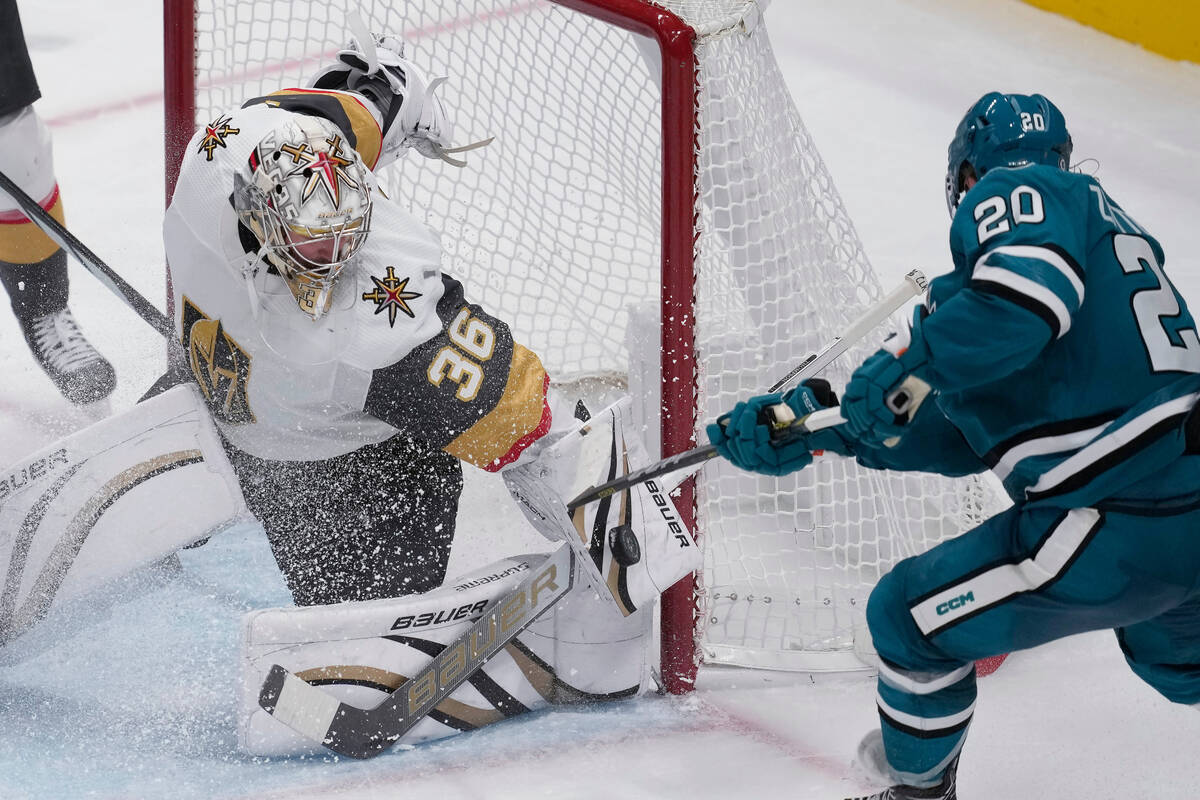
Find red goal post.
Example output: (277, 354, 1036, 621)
(163, 0, 1001, 695)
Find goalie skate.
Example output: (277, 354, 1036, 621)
(504, 396, 701, 616)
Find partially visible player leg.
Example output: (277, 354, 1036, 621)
(0, 247, 117, 406)
(0, 3, 114, 405)
(852, 499, 1200, 799)
(240, 549, 653, 756)
(1117, 593, 1200, 706)
(227, 432, 462, 605)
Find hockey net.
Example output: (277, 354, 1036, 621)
(164, 0, 1005, 692)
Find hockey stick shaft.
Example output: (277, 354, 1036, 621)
(258, 543, 575, 759)
(766, 270, 928, 392)
(566, 269, 929, 511)
(0, 168, 174, 339)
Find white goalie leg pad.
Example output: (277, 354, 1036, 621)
(516, 577, 654, 701)
(0, 384, 245, 644)
(240, 553, 556, 756)
(503, 396, 701, 616)
(240, 552, 654, 757)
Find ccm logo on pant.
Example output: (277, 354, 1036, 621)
(936, 591, 975, 616)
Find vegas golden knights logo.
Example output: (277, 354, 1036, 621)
(198, 114, 240, 161)
(362, 266, 421, 327)
(182, 297, 255, 424)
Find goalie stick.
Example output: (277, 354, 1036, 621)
(567, 269, 929, 511)
(257, 543, 574, 759)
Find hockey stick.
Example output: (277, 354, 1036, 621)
(0, 168, 174, 340)
(257, 543, 575, 759)
(566, 269, 929, 511)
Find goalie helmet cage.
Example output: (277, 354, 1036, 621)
(163, 0, 1002, 695)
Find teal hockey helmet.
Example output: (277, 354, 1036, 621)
(945, 92, 1073, 216)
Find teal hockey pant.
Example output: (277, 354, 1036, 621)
(866, 501, 1200, 785)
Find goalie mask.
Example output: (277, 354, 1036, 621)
(234, 115, 373, 320)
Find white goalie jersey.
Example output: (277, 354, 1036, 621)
(164, 90, 555, 468)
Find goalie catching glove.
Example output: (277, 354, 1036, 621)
(310, 34, 456, 167)
(707, 378, 854, 476)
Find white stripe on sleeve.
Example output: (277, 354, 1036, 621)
(972, 264, 1073, 337)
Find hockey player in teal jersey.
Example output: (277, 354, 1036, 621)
(709, 92, 1200, 799)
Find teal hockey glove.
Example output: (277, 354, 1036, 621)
(707, 379, 851, 476)
(842, 308, 932, 445)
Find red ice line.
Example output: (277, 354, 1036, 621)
(43, 0, 547, 130)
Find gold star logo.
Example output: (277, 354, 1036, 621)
(362, 266, 421, 327)
(198, 115, 240, 162)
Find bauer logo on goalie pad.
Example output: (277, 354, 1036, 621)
(644, 479, 693, 549)
(0, 449, 67, 503)
(390, 599, 489, 630)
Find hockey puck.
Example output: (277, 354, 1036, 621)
(608, 524, 641, 566)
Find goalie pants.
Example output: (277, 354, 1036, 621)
(866, 495, 1200, 786)
(225, 433, 462, 606)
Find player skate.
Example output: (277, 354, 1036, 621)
(0, 100, 116, 407)
(17, 302, 115, 406)
(845, 730, 959, 800)
(503, 396, 702, 617)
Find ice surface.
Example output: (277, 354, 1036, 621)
(2, 0, 1200, 797)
